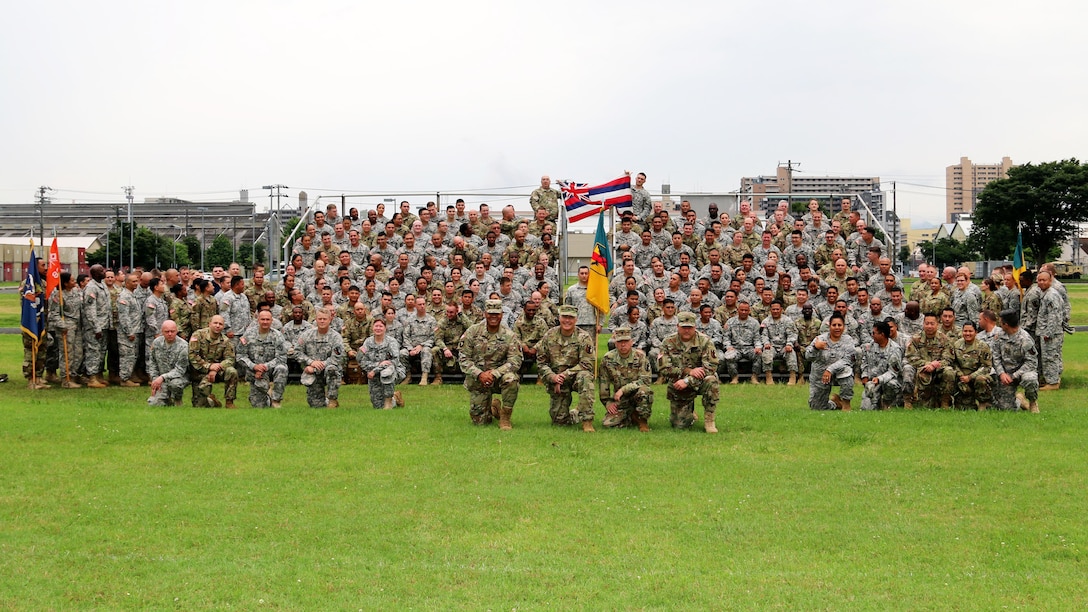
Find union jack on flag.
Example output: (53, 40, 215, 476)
(558, 175, 633, 223)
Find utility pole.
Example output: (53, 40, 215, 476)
(892, 181, 899, 271)
(36, 186, 52, 244)
(122, 186, 135, 271)
(777, 160, 801, 209)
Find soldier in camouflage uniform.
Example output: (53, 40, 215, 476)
(648, 299, 680, 379)
(401, 299, 437, 385)
(794, 304, 822, 383)
(1035, 271, 1064, 389)
(805, 312, 857, 410)
(187, 315, 239, 408)
(513, 300, 549, 378)
(190, 279, 219, 334)
(599, 326, 654, 431)
(761, 300, 799, 385)
(724, 301, 764, 384)
(81, 265, 111, 387)
(238, 311, 288, 408)
(529, 175, 560, 222)
(432, 303, 471, 384)
(951, 321, 993, 410)
(905, 313, 956, 408)
(359, 318, 405, 409)
(49, 273, 84, 387)
(659, 312, 720, 432)
(858, 320, 903, 410)
(168, 282, 193, 340)
(458, 299, 523, 429)
(295, 309, 344, 408)
(144, 278, 170, 369)
(147, 320, 190, 406)
(993, 309, 1039, 412)
(340, 301, 374, 385)
(116, 273, 143, 387)
(537, 305, 597, 431)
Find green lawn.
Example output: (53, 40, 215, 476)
(1, 332, 1087, 609)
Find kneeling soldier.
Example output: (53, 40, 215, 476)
(660, 312, 721, 433)
(147, 320, 190, 406)
(599, 326, 654, 431)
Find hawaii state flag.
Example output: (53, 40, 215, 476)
(559, 175, 633, 223)
(586, 210, 612, 313)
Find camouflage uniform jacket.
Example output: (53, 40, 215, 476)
(992, 328, 1037, 379)
(402, 313, 437, 349)
(435, 313, 472, 351)
(512, 313, 549, 351)
(951, 287, 981, 326)
(170, 298, 193, 339)
(82, 279, 110, 334)
(695, 317, 724, 348)
(952, 337, 991, 379)
(188, 328, 236, 375)
(724, 316, 761, 351)
(109, 284, 121, 330)
(713, 303, 738, 328)
(457, 321, 523, 379)
(49, 288, 83, 332)
(659, 331, 719, 382)
(238, 328, 288, 371)
(219, 291, 252, 337)
(191, 295, 219, 334)
(148, 337, 191, 385)
(145, 293, 169, 337)
(536, 326, 594, 382)
(598, 348, 652, 403)
(1037, 287, 1064, 339)
(563, 284, 598, 327)
(117, 289, 143, 338)
(795, 317, 822, 350)
(804, 333, 857, 375)
(906, 333, 953, 371)
(761, 315, 797, 349)
(295, 327, 344, 369)
(859, 339, 903, 384)
(648, 315, 679, 350)
(340, 316, 373, 354)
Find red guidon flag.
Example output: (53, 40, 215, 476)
(45, 237, 61, 299)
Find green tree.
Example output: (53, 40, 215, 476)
(236, 242, 266, 269)
(969, 158, 1088, 268)
(204, 235, 235, 269)
(898, 245, 912, 266)
(916, 237, 978, 270)
(181, 235, 202, 267)
(88, 222, 189, 271)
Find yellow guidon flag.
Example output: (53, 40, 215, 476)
(586, 210, 612, 314)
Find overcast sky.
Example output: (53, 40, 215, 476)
(2, 0, 1084, 227)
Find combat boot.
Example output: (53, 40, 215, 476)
(636, 417, 651, 432)
(431, 375, 442, 386)
(327, 399, 339, 408)
(787, 372, 797, 386)
(225, 400, 237, 409)
(1015, 392, 1029, 411)
(765, 372, 774, 385)
(419, 373, 429, 386)
(394, 390, 404, 407)
(729, 376, 739, 385)
(120, 379, 140, 387)
(108, 374, 122, 385)
(831, 393, 850, 411)
(86, 376, 107, 389)
(498, 406, 513, 430)
(1028, 400, 1039, 413)
(490, 397, 501, 420)
(582, 420, 595, 433)
(704, 413, 718, 434)
(62, 379, 82, 389)
(45, 371, 61, 384)
(750, 374, 760, 385)
(976, 401, 990, 411)
(939, 395, 952, 410)
(1041, 383, 1060, 391)
(383, 397, 393, 410)
(270, 400, 281, 408)
(207, 394, 221, 407)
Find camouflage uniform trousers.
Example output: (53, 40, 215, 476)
(765, 346, 799, 373)
(148, 379, 187, 406)
(601, 386, 654, 428)
(247, 365, 288, 407)
(546, 371, 596, 425)
(303, 365, 342, 408)
(861, 378, 902, 411)
(431, 347, 460, 377)
(1040, 335, 1063, 386)
(56, 329, 84, 380)
(992, 372, 1039, 411)
(367, 378, 397, 409)
(191, 367, 239, 407)
(913, 366, 955, 406)
(22, 332, 47, 381)
(118, 334, 138, 381)
(725, 347, 763, 378)
(401, 347, 433, 378)
(465, 373, 520, 425)
(82, 329, 107, 376)
(808, 361, 854, 410)
(44, 331, 59, 372)
(955, 373, 992, 408)
(107, 329, 120, 378)
(667, 374, 719, 429)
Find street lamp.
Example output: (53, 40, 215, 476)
(169, 224, 184, 268)
(198, 207, 208, 272)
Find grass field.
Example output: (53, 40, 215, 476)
(2, 322, 1087, 608)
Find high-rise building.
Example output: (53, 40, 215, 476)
(945, 156, 1013, 223)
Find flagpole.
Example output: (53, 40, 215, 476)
(29, 237, 39, 389)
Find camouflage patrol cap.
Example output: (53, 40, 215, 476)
(677, 311, 697, 327)
(612, 326, 632, 341)
(485, 299, 504, 314)
(558, 304, 578, 317)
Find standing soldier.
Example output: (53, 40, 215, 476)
(144, 278, 169, 369)
(147, 320, 190, 406)
(536, 305, 597, 431)
(117, 273, 143, 387)
(952, 321, 993, 410)
(993, 309, 1040, 412)
(238, 310, 288, 408)
(599, 326, 654, 431)
(220, 276, 252, 367)
(189, 278, 218, 334)
(81, 264, 110, 388)
(22, 257, 48, 388)
(188, 314, 239, 408)
(805, 312, 856, 411)
(660, 311, 720, 433)
(295, 309, 344, 408)
(458, 299, 523, 429)
(859, 320, 903, 410)
(169, 283, 193, 340)
(1035, 271, 1064, 390)
(432, 303, 471, 385)
(49, 272, 84, 388)
(905, 313, 956, 409)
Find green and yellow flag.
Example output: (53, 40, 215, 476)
(586, 210, 612, 313)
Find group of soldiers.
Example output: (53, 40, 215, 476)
(18, 179, 1064, 423)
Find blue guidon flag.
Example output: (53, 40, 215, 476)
(20, 248, 44, 344)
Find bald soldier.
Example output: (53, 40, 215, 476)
(238, 310, 289, 408)
(188, 314, 239, 408)
(147, 320, 190, 406)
